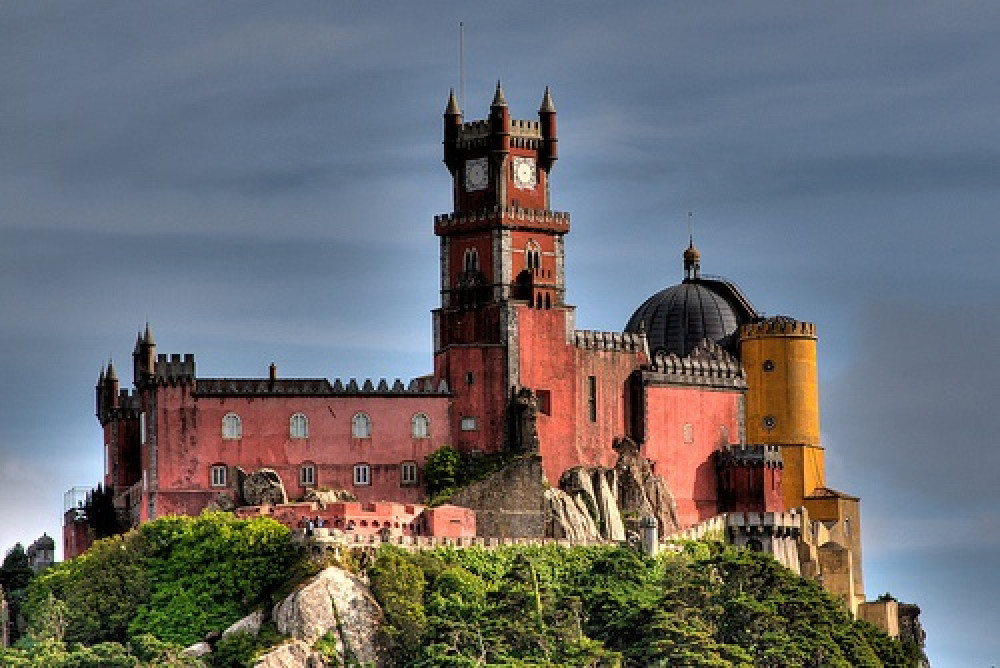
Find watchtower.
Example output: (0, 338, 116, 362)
(433, 84, 570, 454)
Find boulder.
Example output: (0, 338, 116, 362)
(273, 567, 382, 666)
(181, 641, 212, 660)
(242, 469, 288, 506)
(591, 469, 626, 541)
(613, 437, 680, 536)
(253, 640, 325, 668)
(302, 488, 357, 508)
(543, 487, 600, 541)
(222, 609, 264, 638)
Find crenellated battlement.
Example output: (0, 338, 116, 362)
(154, 353, 196, 385)
(456, 118, 542, 150)
(644, 339, 746, 388)
(727, 509, 804, 536)
(434, 206, 570, 235)
(718, 444, 783, 469)
(194, 376, 450, 397)
(741, 316, 816, 339)
(572, 329, 645, 353)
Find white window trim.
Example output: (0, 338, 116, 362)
(411, 413, 430, 438)
(401, 461, 418, 485)
(290, 412, 308, 439)
(300, 463, 316, 486)
(353, 463, 371, 486)
(211, 465, 227, 487)
(222, 412, 242, 440)
(460, 416, 478, 431)
(352, 412, 372, 439)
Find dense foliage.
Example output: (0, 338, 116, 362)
(17, 512, 296, 649)
(83, 483, 126, 539)
(1, 543, 36, 644)
(369, 542, 918, 667)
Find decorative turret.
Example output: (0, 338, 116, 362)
(489, 80, 511, 158)
(133, 323, 156, 388)
(96, 360, 121, 424)
(443, 89, 462, 172)
(538, 86, 557, 169)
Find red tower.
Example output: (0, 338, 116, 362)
(434, 84, 569, 454)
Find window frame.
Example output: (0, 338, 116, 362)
(289, 412, 309, 439)
(411, 412, 430, 439)
(353, 463, 371, 486)
(460, 416, 478, 432)
(400, 461, 418, 486)
(210, 464, 227, 488)
(222, 412, 242, 440)
(351, 412, 372, 439)
(300, 462, 316, 487)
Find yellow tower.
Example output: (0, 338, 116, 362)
(740, 316, 824, 510)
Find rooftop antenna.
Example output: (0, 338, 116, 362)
(459, 22, 465, 112)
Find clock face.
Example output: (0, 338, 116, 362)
(512, 156, 536, 189)
(464, 158, 489, 192)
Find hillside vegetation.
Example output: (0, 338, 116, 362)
(0, 513, 919, 667)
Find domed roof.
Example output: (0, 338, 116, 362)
(625, 244, 758, 358)
(625, 282, 742, 358)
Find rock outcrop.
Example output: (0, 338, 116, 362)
(302, 488, 357, 508)
(222, 609, 263, 638)
(253, 640, 326, 668)
(272, 566, 382, 666)
(548, 438, 680, 541)
(242, 468, 288, 506)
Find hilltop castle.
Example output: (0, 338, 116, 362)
(72, 84, 871, 616)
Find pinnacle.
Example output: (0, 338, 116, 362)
(143, 321, 155, 345)
(445, 88, 461, 116)
(539, 86, 555, 113)
(491, 80, 507, 107)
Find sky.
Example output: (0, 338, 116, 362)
(2, 2, 998, 664)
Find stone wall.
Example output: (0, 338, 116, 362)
(449, 455, 547, 537)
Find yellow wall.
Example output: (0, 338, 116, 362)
(741, 319, 824, 508)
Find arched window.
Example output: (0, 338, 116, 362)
(289, 412, 308, 439)
(352, 412, 372, 439)
(411, 413, 430, 438)
(463, 248, 479, 273)
(526, 241, 541, 270)
(222, 413, 242, 440)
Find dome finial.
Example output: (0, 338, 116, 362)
(683, 212, 700, 280)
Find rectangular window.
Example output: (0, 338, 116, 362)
(211, 465, 227, 487)
(400, 461, 418, 486)
(139, 412, 147, 445)
(353, 463, 370, 486)
(300, 464, 316, 486)
(461, 416, 478, 431)
(587, 376, 597, 422)
(536, 389, 551, 416)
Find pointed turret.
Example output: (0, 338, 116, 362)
(133, 323, 157, 386)
(538, 86, 558, 169)
(443, 88, 463, 171)
(491, 80, 507, 107)
(539, 86, 555, 113)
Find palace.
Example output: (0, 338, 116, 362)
(70, 83, 869, 615)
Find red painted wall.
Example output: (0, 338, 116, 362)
(515, 306, 643, 485)
(642, 385, 743, 526)
(149, 384, 450, 519)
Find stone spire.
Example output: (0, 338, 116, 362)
(445, 88, 461, 116)
(539, 86, 556, 113)
(491, 80, 507, 107)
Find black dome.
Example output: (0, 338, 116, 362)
(625, 281, 743, 358)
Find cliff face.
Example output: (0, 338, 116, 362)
(449, 438, 680, 541)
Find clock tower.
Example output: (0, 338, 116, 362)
(433, 83, 571, 454)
